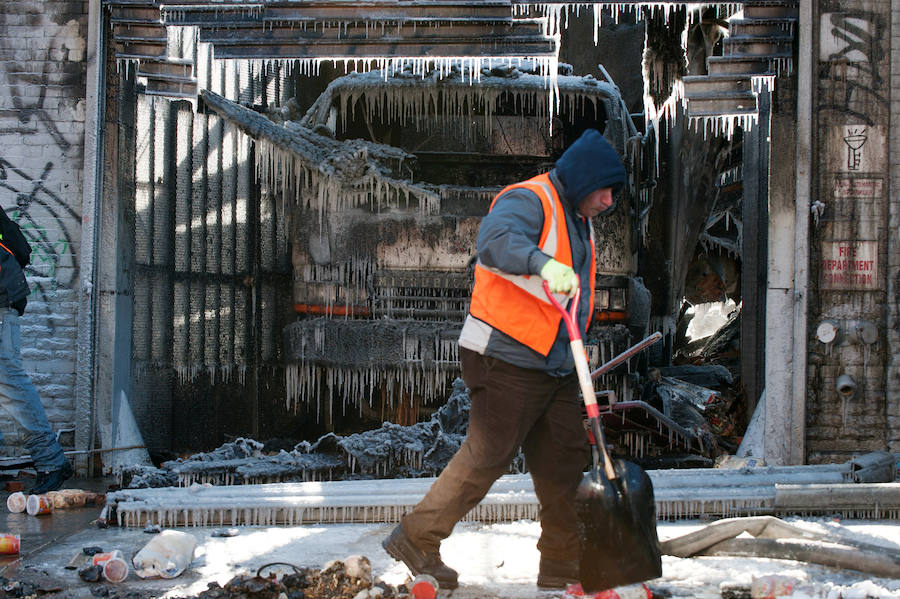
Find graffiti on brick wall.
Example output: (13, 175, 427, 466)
(0, 14, 85, 302)
(0, 16, 85, 153)
(0, 59, 73, 152)
(0, 159, 78, 299)
(818, 12, 887, 124)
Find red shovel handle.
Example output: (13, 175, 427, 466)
(543, 277, 617, 480)
(541, 279, 581, 341)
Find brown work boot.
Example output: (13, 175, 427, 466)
(537, 556, 580, 589)
(382, 525, 459, 590)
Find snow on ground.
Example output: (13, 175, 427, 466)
(655, 519, 900, 599)
(39, 518, 890, 598)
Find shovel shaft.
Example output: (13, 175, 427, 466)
(572, 337, 617, 481)
(542, 277, 618, 481)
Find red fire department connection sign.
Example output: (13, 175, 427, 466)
(820, 241, 878, 290)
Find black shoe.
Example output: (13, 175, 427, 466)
(537, 556, 580, 589)
(30, 460, 74, 495)
(382, 525, 459, 590)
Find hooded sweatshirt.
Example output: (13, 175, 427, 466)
(458, 129, 627, 375)
(554, 128, 627, 212)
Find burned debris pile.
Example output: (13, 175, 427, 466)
(120, 380, 475, 488)
(181, 557, 393, 599)
(121, 371, 748, 490)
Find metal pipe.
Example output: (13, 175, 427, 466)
(64, 445, 147, 456)
(106, 465, 881, 527)
(590, 332, 661, 380)
(790, 0, 813, 465)
(74, 0, 107, 478)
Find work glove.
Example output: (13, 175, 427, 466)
(540, 258, 578, 297)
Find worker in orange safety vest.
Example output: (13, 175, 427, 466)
(383, 128, 627, 590)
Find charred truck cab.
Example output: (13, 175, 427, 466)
(281, 62, 654, 427)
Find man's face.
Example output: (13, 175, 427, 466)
(577, 187, 614, 218)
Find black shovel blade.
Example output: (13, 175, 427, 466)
(575, 458, 662, 592)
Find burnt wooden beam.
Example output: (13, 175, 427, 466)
(197, 22, 546, 43)
(211, 39, 555, 59)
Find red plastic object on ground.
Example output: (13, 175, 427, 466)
(0, 533, 20, 555)
(564, 582, 651, 598)
(409, 574, 438, 599)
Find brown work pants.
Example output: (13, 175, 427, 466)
(401, 347, 590, 561)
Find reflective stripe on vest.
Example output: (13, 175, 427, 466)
(468, 173, 596, 356)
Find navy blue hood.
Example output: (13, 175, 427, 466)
(554, 129, 626, 212)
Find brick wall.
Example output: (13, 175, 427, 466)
(0, 1, 87, 453)
(889, 0, 900, 452)
(806, 0, 895, 462)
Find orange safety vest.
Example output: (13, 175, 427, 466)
(469, 173, 596, 356)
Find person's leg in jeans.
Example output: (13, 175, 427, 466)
(0, 308, 67, 472)
(401, 348, 558, 552)
(523, 373, 588, 559)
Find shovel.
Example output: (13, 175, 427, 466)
(543, 279, 663, 592)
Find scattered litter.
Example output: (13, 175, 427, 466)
(0, 533, 19, 555)
(45, 488, 105, 509)
(25, 494, 52, 516)
(6, 492, 25, 513)
(132, 529, 197, 579)
(341, 555, 372, 584)
(178, 557, 394, 599)
(7, 489, 107, 513)
(93, 550, 129, 583)
(143, 523, 161, 534)
(77, 564, 103, 583)
(563, 582, 651, 598)
(749, 574, 805, 598)
(409, 574, 438, 599)
(82, 545, 104, 556)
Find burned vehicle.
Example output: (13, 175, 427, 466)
(271, 62, 656, 428)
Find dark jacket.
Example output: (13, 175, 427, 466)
(0, 213, 29, 315)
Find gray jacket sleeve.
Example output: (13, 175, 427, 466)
(477, 187, 553, 276)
